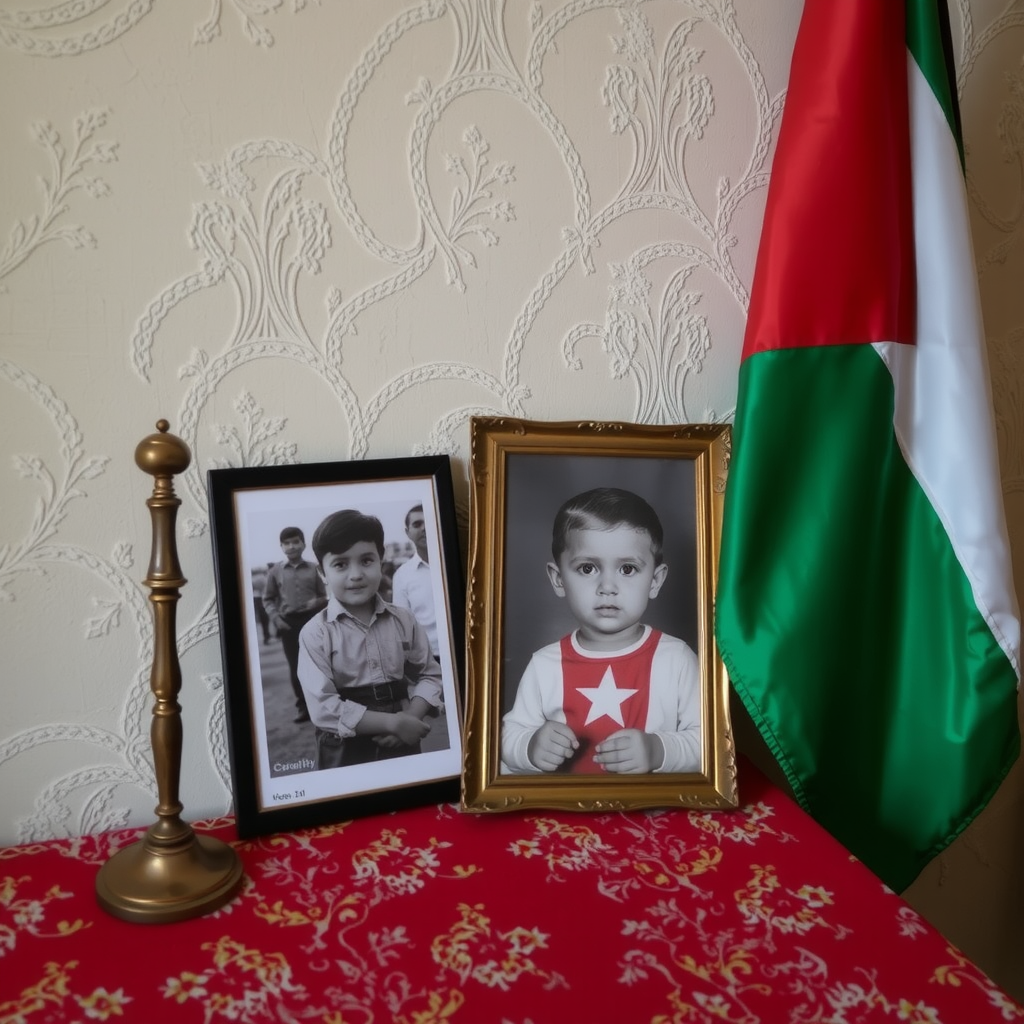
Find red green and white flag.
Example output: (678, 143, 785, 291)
(715, 0, 1020, 892)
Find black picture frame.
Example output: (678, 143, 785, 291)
(207, 456, 465, 838)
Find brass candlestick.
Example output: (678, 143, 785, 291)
(96, 420, 244, 923)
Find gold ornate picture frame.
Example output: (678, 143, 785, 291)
(462, 418, 737, 813)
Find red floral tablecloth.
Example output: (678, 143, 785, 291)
(2, 762, 1020, 1024)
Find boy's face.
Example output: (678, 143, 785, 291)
(318, 540, 382, 613)
(280, 535, 305, 562)
(547, 525, 667, 650)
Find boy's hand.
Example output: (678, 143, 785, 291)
(528, 721, 579, 772)
(388, 711, 431, 746)
(594, 729, 664, 773)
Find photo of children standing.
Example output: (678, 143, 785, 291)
(208, 460, 465, 832)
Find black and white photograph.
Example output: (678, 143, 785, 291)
(208, 457, 464, 837)
(500, 454, 700, 777)
(462, 418, 737, 813)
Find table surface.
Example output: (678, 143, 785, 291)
(3, 761, 1021, 1024)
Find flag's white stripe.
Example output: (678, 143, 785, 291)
(874, 55, 1020, 677)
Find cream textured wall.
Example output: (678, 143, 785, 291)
(2, 0, 1023, 1002)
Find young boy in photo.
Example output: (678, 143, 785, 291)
(501, 487, 701, 775)
(298, 509, 443, 770)
(262, 526, 327, 723)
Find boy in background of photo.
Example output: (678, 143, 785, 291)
(262, 526, 327, 724)
(392, 503, 439, 660)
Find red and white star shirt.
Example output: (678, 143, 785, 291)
(501, 625, 701, 774)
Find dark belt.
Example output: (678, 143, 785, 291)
(337, 680, 405, 707)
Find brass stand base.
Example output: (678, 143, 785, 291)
(95, 826, 244, 924)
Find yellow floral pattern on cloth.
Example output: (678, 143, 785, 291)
(1, 779, 1022, 1024)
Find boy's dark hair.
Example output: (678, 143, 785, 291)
(405, 503, 424, 527)
(279, 526, 304, 544)
(551, 487, 664, 564)
(312, 509, 385, 564)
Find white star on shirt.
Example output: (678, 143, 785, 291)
(577, 666, 638, 727)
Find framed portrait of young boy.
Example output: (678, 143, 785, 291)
(461, 418, 737, 813)
(207, 456, 465, 838)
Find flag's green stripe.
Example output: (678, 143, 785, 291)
(717, 346, 1019, 891)
(906, 0, 964, 165)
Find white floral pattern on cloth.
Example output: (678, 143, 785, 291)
(1, 769, 1021, 1024)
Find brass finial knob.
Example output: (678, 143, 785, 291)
(135, 420, 191, 477)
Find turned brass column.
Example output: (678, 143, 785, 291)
(95, 420, 244, 922)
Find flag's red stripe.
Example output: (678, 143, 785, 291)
(743, 0, 916, 359)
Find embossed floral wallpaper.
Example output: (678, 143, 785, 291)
(1, 0, 1023, 1001)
